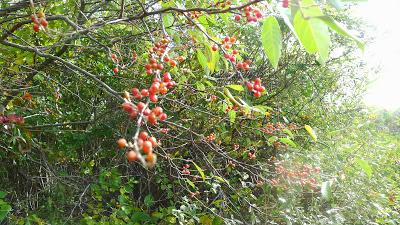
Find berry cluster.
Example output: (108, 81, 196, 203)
(181, 164, 190, 175)
(236, 59, 252, 70)
(240, 6, 263, 23)
(31, 11, 48, 32)
(246, 78, 266, 97)
(188, 11, 202, 19)
(0, 114, 24, 125)
(131, 74, 176, 102)
(225, 105, 239, 113)
(205, 132, 216, 142)
(150, 38, 170, 56)
(213, 1, 232, 8)
(270, 162, 320, 191)
(116, 131, 158, 166)
(122, 102, 167, 125)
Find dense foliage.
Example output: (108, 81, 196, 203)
(0, 0, 398, 224)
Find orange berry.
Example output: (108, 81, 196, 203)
(142, 141, 153, 154)
(127, 151, 138, 161)
(117, 138, 128, 149)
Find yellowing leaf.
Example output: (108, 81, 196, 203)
(193, 162, 206, 181)
(304, 125, 317, 141)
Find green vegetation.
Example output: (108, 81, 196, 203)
(0, 0, 398, 224)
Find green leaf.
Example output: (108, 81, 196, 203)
(193, 162, 206, 181)
(355, 158, 373, 178)
(185, 179, 196, 190)
(197, 50, 208, 72)
(279, 137, 297, 147)
(226, 84, 244, 92)
(0, 200, 11, 221)
(261, 16, 282, 69)
(294, 9, 331, 63)
(0, 192, 6, 199)
(304, 125, 317, 141)
(144, 194, 154, 208)
(228, 110, 236, 124)
(319, 16, 364, 50)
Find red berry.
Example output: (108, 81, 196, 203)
(152, 107, 163, 116)
(254, 91, 261, 97)
(150, 82, 160, 94)
(129, 110, 138, 119)
(163, 72, 172, 82)
(163, 56, 170, 62)
(243, 63, 250, 70)
(147, 113, 157, 125)
(149, 58, 157, 64)
(246, 82, 254, 91)
(234, 15, 241, 21)
(212, 44, 218, 51)
(232, 49, 238, 55)
(169, 60, 177, 67)
(137, 102, 146, 112)
(141, 89, 149, 97)
(254, 78, 262, 85)
(150, 94, 158, 103)
(40, 19, 48, 27)
(146, 69, 153, 75)
(33, 23, 40, 32)
(144, 64, 152, 70)
(159, 113, 167, 121)
(132, 88, 140, 96)
(139, 131, 149, 141)
(114, 67, 121, 74)
(122, 102, 134, 113)
(127, 151, 138, 161)
(143, 108, 151, 116)
(224, 36, 230, 43)
(148, 137, 157, 147)
(156, 64, 164, 70)
(143, 141, 153, 154)
(117, 138, 128, 149)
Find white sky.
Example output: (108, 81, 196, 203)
(353, 0, 400, 111)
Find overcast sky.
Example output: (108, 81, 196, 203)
(353, 0, 400, 111)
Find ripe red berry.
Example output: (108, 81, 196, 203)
(148, 137, 157, 147)
(143, 108, 151, 116)
(212, 44, 218, 51)
(142, 141, 153, 154)
(139, 131, 149, 141)
(283, 0, 289, 8)
(117, 138, 128, 149)
(146, 69, 153, 75)
(254, 91, 261, 97)
(33, 23, 40, 32)
(122, 102, 134, 113)
(234, 15, 241, 21)
(246, 82, 254, 91)
(159, 113, 167, 121)
(254, 78, 262, 85)
(163, 72, 172, 82)
(169, 60, 177, 67)
(224, 36, 230, 43)
(150, 94, 158, 103)
(132, 88, 140, 96)
(141, 89, 149, 97)
(129, 110, 138, 119)
(127, 151, 138, 162)
(152, 106, 163, 116)
(144, 64, 152, 70)
(113, 67, 119, 74)
(163, 56, 170, 62)
(150, 82, 160, 94)
(243, 63, 250, 70)
(149, 58, 157, 64)
(147, 113, 157, 125)
(156, 64, 164, 70)
(232, 49, 238, 55)
(40, 19, 48, 27)
(137, 102, 146, 112)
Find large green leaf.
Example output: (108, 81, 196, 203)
(319, 16, 364, 50)
(294, 3, 331, 63)
(193, 162, 206, 181)
(261, 16, 282, 69)
(356, 158, 373, 178)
